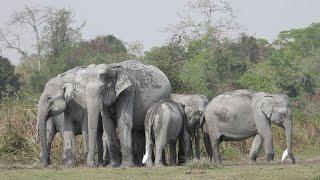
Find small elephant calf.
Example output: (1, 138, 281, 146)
(142, 100, 190, 167)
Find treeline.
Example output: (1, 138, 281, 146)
(0, 1, 319, 163)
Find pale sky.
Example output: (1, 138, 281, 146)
(0, 0, 320, 65)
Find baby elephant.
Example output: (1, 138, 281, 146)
(142, 100, 190, 167)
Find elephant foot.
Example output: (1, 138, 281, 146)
(87, 159, 97, 168)
(145, 162, 153, 168)
(266, 153, 274, 164)
(154, 163, 164, 168)
(109, 161, 121, 168)
(64, 160, 76, 168)
(97, 158, 107, 167)
(120, 161, 135, 168)
(41, 160, 49, 167)
(249, 160, 256, 165)
(286, 153, 296, 164)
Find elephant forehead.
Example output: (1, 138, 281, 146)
(119, 61, 169, 88)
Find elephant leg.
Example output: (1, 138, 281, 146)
(97, 124, 105, 167)
(116, 90, 135, 168)
(101, 109, 121, 167)
(81, 118, 89, 162)
(249, 134, 263, 164)
(102, 132, 109, 166)
(203, 123, 213, 161)
(195, 129, 201, 160)
(207, 123, 221, 164)
(256, 120, 274, 163)
(178, 126, 192, 164)
(62, 114, 76, 167)
(162, 150, 167, 166)
(154, 140, 166, 167)
(211, 140, 221, 164)
(132, 131, 145, 166)
(169, 141, 177, 165)
(62, 131, 76, 167)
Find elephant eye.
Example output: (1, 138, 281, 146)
(280, 113, 286, 118)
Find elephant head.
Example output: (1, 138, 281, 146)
(98, 64, 133, 107)
(184, 106, 202, 131)
(259, 94, 295, 164)
(37, 78, 73, 165)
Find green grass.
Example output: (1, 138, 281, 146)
(0, 162, 320, 180)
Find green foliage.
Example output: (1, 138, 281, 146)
(144, 43, 188, 92)
(0, 56, 20, 100)
(239, 25, 320, 97)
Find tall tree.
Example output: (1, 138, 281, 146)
(0, 6, 53, 71)
(0, 56, 20, 100)
(42, 9, 83, 58)
(166, 0, 238, 46)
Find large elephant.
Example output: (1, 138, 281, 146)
(171, 94, 209, 159)
(63, 60, 171, 167)
(39, 113, 104, 166)
(37, 60, 171, 167)
(201, 90, 295, 164)
(37, 68, 87, 166)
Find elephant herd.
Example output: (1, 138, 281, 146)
(36, 60, 295, 168)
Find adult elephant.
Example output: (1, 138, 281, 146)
(66, 60, 171, 167)
(201, 90, 295, 164)
(171, 94, 209, 159)
(37, 61, 171, 167)
(37, 68, 84, 166)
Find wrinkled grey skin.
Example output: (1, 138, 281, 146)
(142, 100, 191, 167)
(40, 113, 104, 166)
(201, 90, 295, 164)
(171, 94, 208, 159)
(37, 60, 171, 167)
(37, 69, 87, 166)
(71, 60, 171, 167)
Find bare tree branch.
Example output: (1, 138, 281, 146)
(1, 5, 55, 71)
(165, 0, 239, 45)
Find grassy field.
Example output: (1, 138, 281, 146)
(1, 160, 320, 180)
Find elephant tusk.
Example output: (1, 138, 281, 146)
(281, 149, 288, 162)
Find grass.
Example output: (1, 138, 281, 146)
(0, 162, 320, 180)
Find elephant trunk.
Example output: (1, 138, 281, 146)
(37, 103, 49, 166)
(282, 116, 295, 164)
(187, 116, 198, 129)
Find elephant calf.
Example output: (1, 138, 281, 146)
(171, 94, 208, 159)
(142, 100, 190, 167)
(201, 90, 295, 164)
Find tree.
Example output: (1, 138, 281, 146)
(166, 0, 238, 46)
(42, 9, 83, 58)
(0, 56, 20, 100)
(0, 6, 54, 71)
(144, 43, 188, 92)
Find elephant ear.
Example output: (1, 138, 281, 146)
(63, 83, 74, 102)
(115, 67, 133, 98)
(260, 95, 274, 119)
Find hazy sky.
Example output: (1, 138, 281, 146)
(1, 0, 320, 65)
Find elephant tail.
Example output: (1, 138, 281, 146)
(142, 107, 155, 165)
(200, 113, 206, 128)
